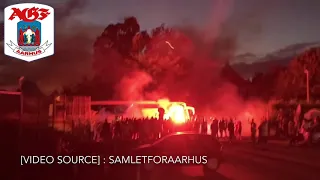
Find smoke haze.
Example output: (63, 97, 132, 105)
(0, 0, 100, 93)
(111, 0, 268, 135)
(0, 0, 269, 134)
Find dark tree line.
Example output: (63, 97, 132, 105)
(249, 47, 320, 102)
(58, 16, 320, 102)
(63, 17, 196, 100)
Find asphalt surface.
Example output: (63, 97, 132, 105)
(149, 140, 320, 180)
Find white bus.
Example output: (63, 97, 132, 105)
(91, 100, 195, 123)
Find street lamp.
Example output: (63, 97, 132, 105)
(18, 76, 24, 136)
(19, 76, 24, 116)
(304, 69, 310, 103)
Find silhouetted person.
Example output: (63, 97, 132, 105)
(237, 120, 242, 140)
(219, 119, 226, 137)
(195, 118, 201, 133)
(201, 119, 207, 134)
(101, 119, 111, 143)
(251, 119, 257, 143)
(227, 119, 234, 142)
(258, 120, 268, 144)
(114, 120, 121, 139)
(210, 119, 219, 138)
(289, 120, 302, 146)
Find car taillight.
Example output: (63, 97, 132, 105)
(220, 145, 223, 152)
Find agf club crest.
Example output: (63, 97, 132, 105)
(4, 3, 54, 62)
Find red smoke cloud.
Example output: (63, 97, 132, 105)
(111, 0, 268, 135)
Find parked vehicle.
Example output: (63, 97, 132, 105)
(132, 132, 223, 179)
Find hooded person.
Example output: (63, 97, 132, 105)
(258, 120, 268, 143)
(92, 107, 107, 141)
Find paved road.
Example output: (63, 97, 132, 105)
(151, 141, 320, 180)
(13, 137, 320, 180)
(218, 142, 320, 180)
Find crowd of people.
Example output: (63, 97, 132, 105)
(90, 117, 245, 143)
(1, 107, 319, 180)
(288, 116, 320, 145)
(87, 108, 270, 145)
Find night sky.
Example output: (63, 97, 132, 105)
(77, 0, 320, 55)
(2, 0, 320, 55)
(1, 0, 320, 92)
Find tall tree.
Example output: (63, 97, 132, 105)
(93, 19, 193, 86)
(275, 47, 320, 100)
(93, 17, 141, 80)
(89, 17, 200, 99)
(250, 66, 284, 100)
(90, 17, 143, 99)
(143, 26, 194, 83)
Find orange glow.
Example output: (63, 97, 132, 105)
(140, 98, 188, 124)
(167, 104, 185, 124)
(157, 99, 171, 109)
(91, 99, 192, 124)
(141, 108, 158, 117)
